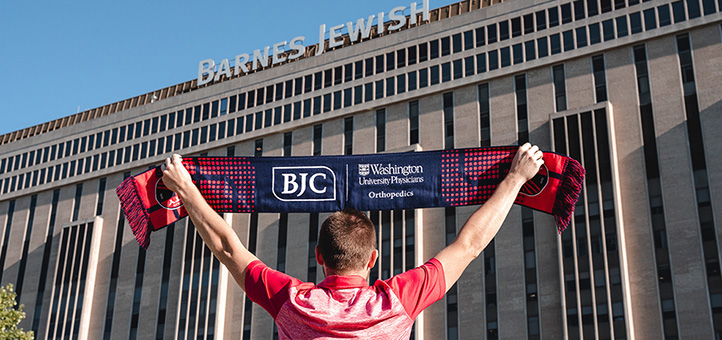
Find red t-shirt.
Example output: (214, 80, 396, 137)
(245, 258, 446, 340)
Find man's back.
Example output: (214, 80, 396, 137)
(245, 259, 445, 340)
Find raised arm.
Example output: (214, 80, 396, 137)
(161, 154, 258, 291)
(433, 143, 544, 292)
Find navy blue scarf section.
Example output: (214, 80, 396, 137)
(117, 146, 584, 248)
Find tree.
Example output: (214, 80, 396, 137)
(0, 284, 33, 340)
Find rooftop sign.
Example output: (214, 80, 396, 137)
(197, 0, 430, 86)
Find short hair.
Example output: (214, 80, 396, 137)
(317, 208, 376, 272)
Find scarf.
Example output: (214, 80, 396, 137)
(116, 146, 584, 248)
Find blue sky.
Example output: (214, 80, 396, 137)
(0, 1, 459, 136)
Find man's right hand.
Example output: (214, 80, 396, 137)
(508, 142, 544, 184)
(161, 154, 194, 197)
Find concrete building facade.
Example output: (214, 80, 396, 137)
(0, 0, 721, 339)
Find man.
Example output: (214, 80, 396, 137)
(161, 142, 544, 339)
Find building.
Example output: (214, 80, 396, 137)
(1, 0, 721, 338)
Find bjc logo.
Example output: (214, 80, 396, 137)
(272, 166, 336, 201)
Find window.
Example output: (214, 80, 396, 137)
(430, 65, 440, 85)
(313, 124, 323, 156)
(513, 44, 523, 64)
(476, 27, 486, 47)
(344, 117, 353, 155)
(562, 3, 573, 23)
(409, 71, 418, 91)
(430, 39, 439, 59)
(630, 12, 643, 34)
(592, 55, 608, 102)
(551, 34, 562, 54)
(419, 42, 428, 62)
(577, 26, 588, 47)
(499, 20, 509, 41)
(441, 37, 451, 57)
(376, 109, 386, 152)
(283, 132, 292, 157)
(478, 84, 491, 147)
(409, 100, 419, 145)
(590, 23, 601, 44)
(553, 65, 567, 112)
(489, 50, 499, 70)
(515, 74, 529, 143)
(644, 9, 657, 30)
(525, 41, 536, 61)
(512, 17, 522, 37)
(563, 30, 575, 51)
(452, 33, 462, 53)
(488, 24, 497, 44)
(443, 92, 454, 149)
(354, 60, 363, 80)
(538, 37, 549, 58)
(574, 0, 586, 20)
(549, 7, 560, 27)
(617, 16, 629, 37)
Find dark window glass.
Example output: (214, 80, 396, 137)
(409, 100, 419, 145)
(324, 70, 332, 88)
(314, 71, 323, 90)
(323, 93, 332, 112)
(659, 5, 672, 26)
(397, 49, 406, 68)
(464, 30, 474, 50)
(590, 23, 601, 44)
(376, 109, 386, 153)
(525, 41, 536, 61)
(630, 12, 643, 34)
(344, 63, 353, 82)
(302, 98, 311, 118)
(452, 33, 462, 53)
(313, 96, 322, 115)
(376, 80, 385, 100)
(687, 0, 701, 18)
(283, 104, 292, 123)
(430, 65, 440, 85)
(603, 19, 615, 41)
(489, 50, 499, 70)
(512, 17, 522, 37)
(644, 9, 657, 30)
(267, 108, 275, 127)
(615, 0, 626, 10)
(365, 83, 373, 102)
(397, 74, 406, 93)
(574, 0, 586, 21)
(430, 39, 439, 59)
(386, 52, 395, 71)
(592, 54, 607, 102)
(465, 56, 475, 76)
(501, 47, 511, 67)
(476, 27, 486, 46)
(499, 20, 509, 41)
(576, 27, 588, 47)
(551, 33, 562, 54)
(488, 24, 497, 44)
(513, 44, 523, 64)
(478, 84, 491, 147)
(365, 58, 374, 77)
(601, 0, 613, 12)
(538, 37, 549, 58)
(549, 7, 560, 27)
(443, 92, 454, 149)
(553, 65, 567, 112)
(588, 0, 599, 16)
(408, 45, 417, 65)
(536, 11, 547, 31)
(702, 0, 716, 14)
(304, 75, 313, 93)
(442, 62, 452, 82)
(562, 3, 573, 23)
(673, 1, 686, 22)
(563, 30, 575, 51)
(442, 36, 451, 56)
(376, 55, 385, 74)
(419, 68, 429, 88)
(524, 14, 534, 34)
(333, 91, 342, 110)
(617, 16, 629, 37)
(355, 60, 363, 80)
(408, 71, 417, 91)
(419, 42, 428, 62)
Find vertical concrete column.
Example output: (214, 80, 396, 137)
(690, 26, 722, 275)
(527, 65, 564, 339)
(565, 57, 595, 111)
(490, 75, 527, 339)
(386, 101, 410, 150)
(648, 34, 713, 338)
(418, 92, 445, 340)
(454, 83, 481, 148)
(2, 196, 29, 286)
(354, 110, 375, 155)
(605, 46, 656, 339)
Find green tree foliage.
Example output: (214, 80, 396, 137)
(0, 284, 33, 340)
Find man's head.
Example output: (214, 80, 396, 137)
(316, 208, 377, 275)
